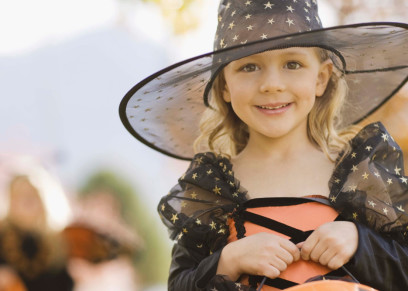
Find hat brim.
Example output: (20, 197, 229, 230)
(120, 22, 408, 160)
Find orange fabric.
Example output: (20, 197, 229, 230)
(227, 200, 339, 290)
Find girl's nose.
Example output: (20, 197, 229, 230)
(259, 69, 285, 93)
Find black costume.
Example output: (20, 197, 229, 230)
(158, 123, 408, 291)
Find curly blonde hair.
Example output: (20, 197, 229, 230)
(194, 49, 359, 161)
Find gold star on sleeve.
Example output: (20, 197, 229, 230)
(352, 212, 358, 220)
(213, 185, 222, 195)
(362, 172, 369, 180)
(397, 205, 405, 212)
(210, 221, 217, 230)
(161, 204, 165, 211)
(351, 165, 358, 172)
(395, 166, 401, 175)
(196, 218, 202, 225)
(381, 133, 389, 142)
(192, 173, 198, 180)
(171, 213, 179, 224)
(194, 156, 203, 164)
(400, 177, 408, 184)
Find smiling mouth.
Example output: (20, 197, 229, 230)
(257, 103, 290, 110)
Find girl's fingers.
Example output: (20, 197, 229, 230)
(280, 240, 301, 262)
(262, 265, 281, 279)
(300, 234, 319, 261)
(327, 255, 345, 270)
(276, 249, 296, 265)
(309, 241, 328, 263)
(269, 257, 288, 272)
(317, 247, 337, 266)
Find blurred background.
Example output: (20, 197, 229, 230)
(0, 0, 407, 290)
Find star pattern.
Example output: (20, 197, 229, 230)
(211, 0, 321, 51)
(264, 2, 273, 9)
(171, 213, 178, 224)
(286, 18, 295, 26)
(213, 186, 222, 195)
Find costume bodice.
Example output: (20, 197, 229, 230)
(158, 122, 408, 290)
(228, 197, 340, 290)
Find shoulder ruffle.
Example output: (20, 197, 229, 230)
(329, 122, 408, 243)
(157, 152, 248, 253)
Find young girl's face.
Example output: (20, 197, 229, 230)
(222, 47, 332, 141)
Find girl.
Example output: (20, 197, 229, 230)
(119, 0, 408, 290)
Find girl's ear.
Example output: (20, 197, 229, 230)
(316, 59, 333, 97)
(223, 83, 231, 102)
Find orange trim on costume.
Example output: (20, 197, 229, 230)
(228, 201, 339, 290)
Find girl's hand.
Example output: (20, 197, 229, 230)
(217, 232, 300, 281)
(298, 221, 358, 270)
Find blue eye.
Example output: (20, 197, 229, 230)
(285, 62, 301, 70)
(241, 64, 258, 72)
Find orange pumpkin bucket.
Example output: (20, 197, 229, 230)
(285, 280, 376, 291)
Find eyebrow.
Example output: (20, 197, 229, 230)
(276, 50, 310, 57)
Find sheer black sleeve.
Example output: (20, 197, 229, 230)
(157, 152, 251, 290)
(330, 122, 408, 244)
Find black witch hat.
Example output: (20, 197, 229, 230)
(119, 0, 408, 160)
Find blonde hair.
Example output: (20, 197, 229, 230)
(194, 49, 359, 162)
